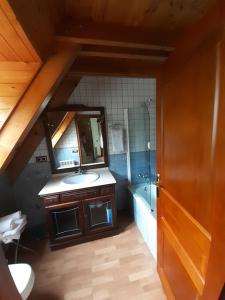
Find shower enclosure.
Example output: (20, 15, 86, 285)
(126, 98, 157, 259)
(127, 99, 157, 215)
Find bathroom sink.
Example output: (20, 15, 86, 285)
(62, 172, 99, 185)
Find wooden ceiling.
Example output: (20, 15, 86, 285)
(0, 1, 79, 171)
(0, 1, 41, 129)
(56, 0, 216, 77)
(64, 0, 216, 38)
(0, 0, 219, 174)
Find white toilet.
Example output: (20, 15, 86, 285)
(8, 263, 35, 300)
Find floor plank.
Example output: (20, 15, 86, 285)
(18, 217, 166, 300)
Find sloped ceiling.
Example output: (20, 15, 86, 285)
(0, 0, 220, 178)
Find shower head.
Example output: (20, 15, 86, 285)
(144, 98, 152, 117)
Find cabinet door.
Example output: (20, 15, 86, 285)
(83, 197, 114, 234)
(47, 202, 84, 243)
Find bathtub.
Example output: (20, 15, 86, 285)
(128, 183, 157, 259)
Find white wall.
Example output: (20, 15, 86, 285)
(55, 120, 78, 149)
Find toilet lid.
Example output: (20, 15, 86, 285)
(8, 263, 35, 300)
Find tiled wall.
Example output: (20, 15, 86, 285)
(128, 102, 156, 152)
(13, 163, 51, 229)
(53, 120, 80, 167)
(18, 76, 156, 230)
(68, 77, 156, 154)
(55, 120, 78, 149)
(31, 76, 156, 158)
(29, 139, 49, 163)
(0, 172, 15, 215)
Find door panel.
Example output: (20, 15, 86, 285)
(158, 27, 225, 299)
(162, 44, 217, 232)
(163, 237, 198, 300)
(201, 38, 225, 299)
(161, 189, 210, 280)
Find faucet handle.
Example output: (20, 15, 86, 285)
(75, 167, 83, 174)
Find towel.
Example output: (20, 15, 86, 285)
(0, 211, 22, 233)
(0, 215, 27, 244)
(111, 127, 124, 153)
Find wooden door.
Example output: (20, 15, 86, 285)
(157, 5, 225, 299)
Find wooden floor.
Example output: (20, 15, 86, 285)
(20, 217, 166, 300)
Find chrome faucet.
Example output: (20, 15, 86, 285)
(138, 173, 150, 184)
(75, 167, 84, 174)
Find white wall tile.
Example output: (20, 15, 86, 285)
(30, 76, 156, 161)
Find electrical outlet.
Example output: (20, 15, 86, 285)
(36, 156, 47, 163)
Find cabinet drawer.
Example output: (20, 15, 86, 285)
(42, 194, 59, 206)
(61, 188, 100, 202)
(100, 185, 114, 196)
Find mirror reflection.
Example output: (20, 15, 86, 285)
(48, 112, 80, 169)
(76, 115, 104, 165)
(45, 107, 107, 172)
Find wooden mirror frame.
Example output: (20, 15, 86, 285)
(43, 105, 109, 174)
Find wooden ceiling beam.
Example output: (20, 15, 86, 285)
(0, 42, 80, 172)
(80, 45, 168, 62)
(7, 76, 81, 183)
(56, 21, 175, 52)
(82, 45, 170, 57)
(69, 57, 160, 78)
(80, 50, 167, 62)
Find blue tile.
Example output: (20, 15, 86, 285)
(130, 151, 151, 184)
(109, 153, 127, 181)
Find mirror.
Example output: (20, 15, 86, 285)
(76, 113, 104, 165)
(43, 105, 108, 173)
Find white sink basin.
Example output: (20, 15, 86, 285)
(62, 172, 99, 185)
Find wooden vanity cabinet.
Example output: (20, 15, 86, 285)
(41, 184, 117, 249)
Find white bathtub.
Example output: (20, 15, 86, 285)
(129, 183, 157, 260)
